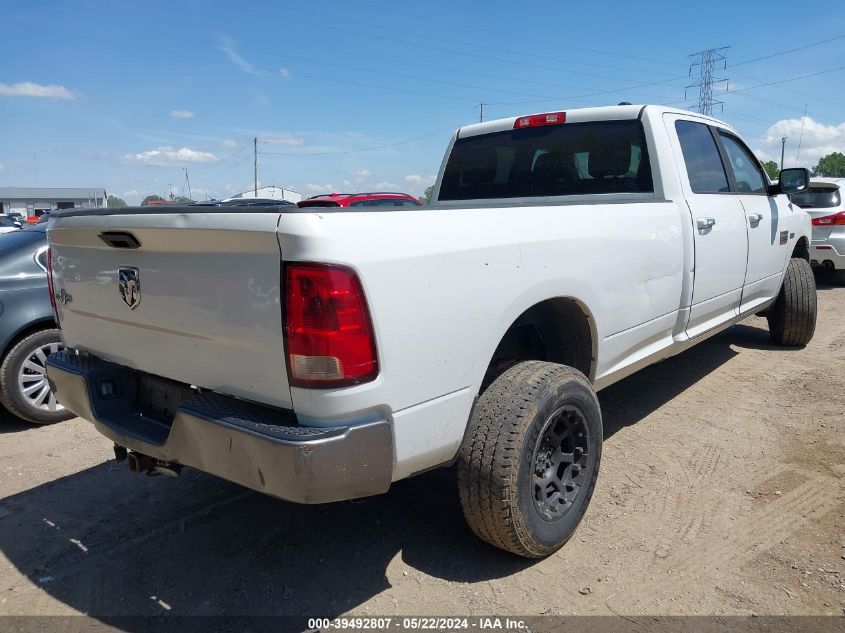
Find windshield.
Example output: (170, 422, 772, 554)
(439, 119, 653, 201)
(0, 216, 18, 227)
(789, 186, 841, 209)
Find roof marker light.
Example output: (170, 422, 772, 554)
(514, 112, 566, 129)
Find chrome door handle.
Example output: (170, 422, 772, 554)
(748, 213, 763, 224)
(696, 217, 716, 230)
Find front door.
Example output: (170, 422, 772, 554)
(715, 130, 792, 313)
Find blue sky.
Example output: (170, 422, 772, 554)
(3, 0, 845, 204)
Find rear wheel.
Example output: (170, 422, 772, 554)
(767, 257, 817, 346)
(457, 361, 602, 558)
(0, 329, 72, 425)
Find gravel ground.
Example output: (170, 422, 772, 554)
(0, 273, 842, 621)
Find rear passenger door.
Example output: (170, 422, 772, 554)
(714, 130, 791, 312)
(667, 116, 748, 338)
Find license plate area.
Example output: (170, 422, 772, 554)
(136, 373, 196, 426)
(812, 227, 832, 241)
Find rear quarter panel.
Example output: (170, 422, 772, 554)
(278, 196, 687, 478)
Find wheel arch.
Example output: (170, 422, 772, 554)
(481, 296, 597, 393)
(0, 319, 57, 362)
(792, 235, 810, 262)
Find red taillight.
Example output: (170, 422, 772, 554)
(514, 111, 566, 129)
(46, 247, 60, 326)
(812, 211, 845, 226)
(283, 263, 378, 388)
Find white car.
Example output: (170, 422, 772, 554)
(790, 177, 845, 284)
(0, 216, 21, 234)
(45, 104, 816, 558)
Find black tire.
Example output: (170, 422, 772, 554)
(457, 361, 602, 558)
(0, 329, 72, 425)
(767, 257, 817, 347)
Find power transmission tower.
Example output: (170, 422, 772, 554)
(183, 168, 192, 200)
(686, 46, 730, 115)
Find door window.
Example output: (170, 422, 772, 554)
(675, 120, 730, 194)
(718, 133, 767, 194)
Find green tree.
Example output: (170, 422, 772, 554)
(419, 185, 434, 205)
(812, 152, 845, 177)
(141, 195, 165, 205)
(173, 195, 194, 203)
(761, 160, 780, 181)
(107, 195, 127, 208)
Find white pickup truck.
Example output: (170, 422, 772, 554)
(45, 105, 816, 558)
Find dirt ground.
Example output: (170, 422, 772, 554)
(0, 273, 843, 622)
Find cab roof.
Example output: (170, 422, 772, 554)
(456, 104, 734, 139)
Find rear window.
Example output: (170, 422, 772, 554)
(0, 225, 44, 259)
(438, 120, 653, 201)
(789, 186, 841, 209)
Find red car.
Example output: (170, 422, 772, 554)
(297, 192, 422, 209)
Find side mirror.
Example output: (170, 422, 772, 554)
(777, 167, 810, 194)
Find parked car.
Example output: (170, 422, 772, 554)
(298, 192, 422, 208)
(789, 178, 845, 284)
(0, 216, 21, 234)
(45, 105, 815, 557)
(0, 224, 71, 424)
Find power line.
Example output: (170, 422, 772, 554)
(484, 74, 689, 107)
(350, 0, 689, 68)
(259, 126, 456, 158)
(731, 33, 845, 67)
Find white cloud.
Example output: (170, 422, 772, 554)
(263, 133, 304, 146)
(0, 163, 4, 172)
(404, 174, 422, 184)
(758, 116, 845, 169)
(218, 36, 261, 77)
(356, 169, 370, 178)
(0, 82, 76, 100)
(222, 139, 238, 148)
(170, 109, 194, 119)
(373, 181, 399, 190)
(279, 68, 291, 78)
(306, 183, 335, 192)
(124, 146, 219, 167)
(122, 189, 139, 197)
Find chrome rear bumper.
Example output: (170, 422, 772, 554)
(46, 350, 393, 504)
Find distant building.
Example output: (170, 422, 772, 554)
(228, 185, 302, 203)
(0, 187, 106, 219)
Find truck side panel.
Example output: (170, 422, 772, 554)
(276, 197, 686, 477)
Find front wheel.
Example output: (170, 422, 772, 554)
(457, 361, 602, 558)
(767, 257, 817, 347)
(0, 329, 73, 425)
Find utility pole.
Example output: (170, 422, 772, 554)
(253, 137, 259, 197)
(780, 137, 787, 171)
(479, 102, 486, 123)
(184, 168, 192, 200)
(686, 47, 730, 116)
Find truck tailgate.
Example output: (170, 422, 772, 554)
(48, 211, 292, 409)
